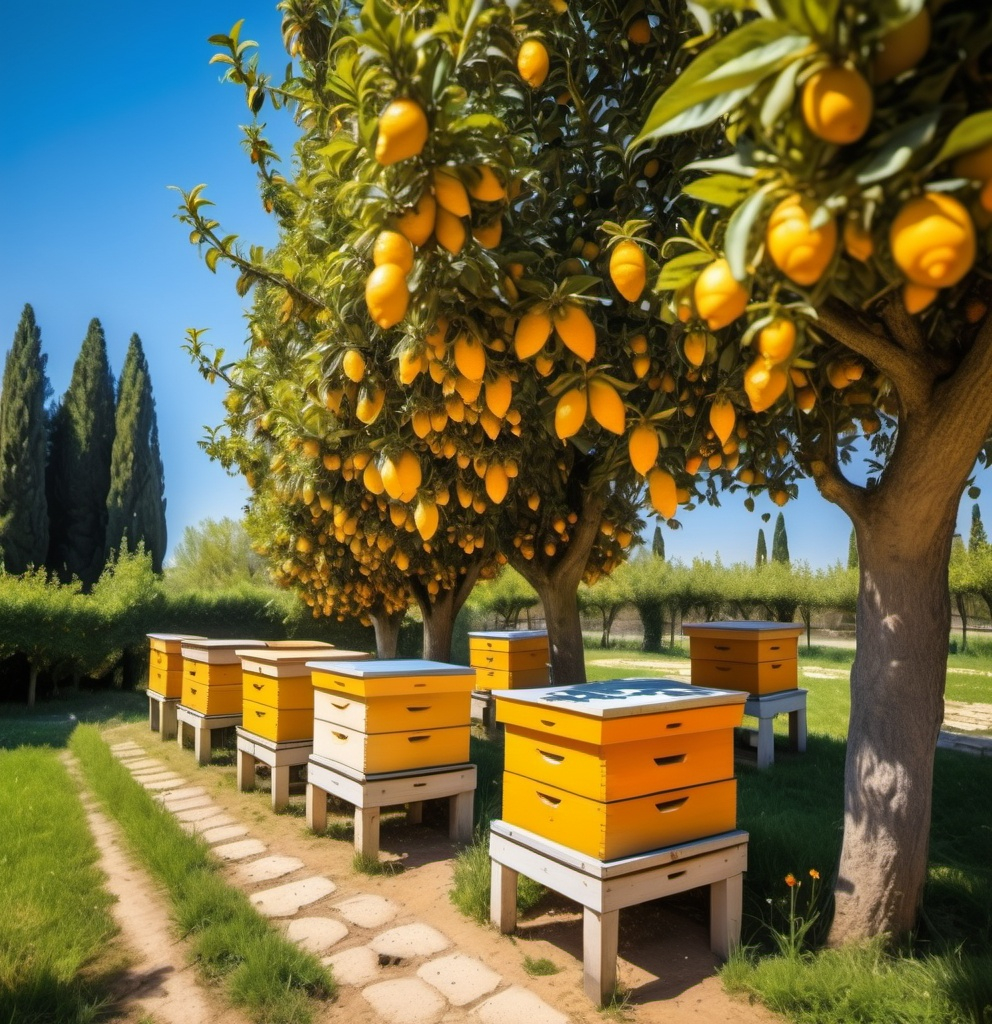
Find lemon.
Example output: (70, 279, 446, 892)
(375, 98, 429, 165)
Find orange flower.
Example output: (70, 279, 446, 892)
(810, 869, 820, 880)
(785, 873, 797, 887)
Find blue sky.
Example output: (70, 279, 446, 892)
(0, 1, 985, 570)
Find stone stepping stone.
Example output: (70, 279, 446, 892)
(155, 786, 206, 802)
(249, 877, 336, 918)
(333, 894, 398, 930)
(370, 924, 449, 960)
(324, 945, 381, 987)
(472, 987, 569, 1024)
(184, 814, 236, 833)
(362, 978, 446, 1024)
(125, 759, 163, 771)
(133, 769, 177, 781)
(213, 838, 267, 861)
(285, 916, 349, 953)
(111, 742, 142, 752)
(175, 805, 224, 823)
(201, 824, 249, 844)
(142, 777, 187, 790)
(236, 856, 304, 884)
(164, 795, 213, 813)
(417, 954, 502, 1007)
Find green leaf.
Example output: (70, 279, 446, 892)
(657, 250, 712, 291)
(724, 185, 771, 280)
(760, 59, 801, 131)
(683, 174, 754, 208)
(932, 111, 992, 168)
(634, 21, 812, 146)
(205, 248, 221, 273)
(855, 112, 941, 185)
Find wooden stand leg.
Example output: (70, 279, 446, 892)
(177, 720, 186, 752)
(756, 717, 775, 769)
(406, 801, 423, 825)
(709, 873, 743, 959)
(789, 705, 807, 753)
(237, 749, 256, 792)
(160, 701, 178, 741)
(449, 790, 474, 844)
(354, 806, 380, 860)
(583, 907, 619, 1006)
(306, 783, 327, 832)
(490, 861, 518, 933)
(148, 697, 158, 732)
(271, 766, 290, 811)
(193, 723, 211, 765)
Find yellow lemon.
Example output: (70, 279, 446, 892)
(801, 65, 873, 144)
(766, 194, 837, 286)
(375, 99, 429, 165)
(518, 39, 549, 88)
(588, 378, 626, 434)
(395, 193, 436, 247)
(554, 303, 596, 361)
(647, 468, 677, 519)
(554, 387, 588, 439)
(365, 263, 409, 328)
(373, 230, 414, 274)
(610, 239, 647, 302)
(756, 319, 797, 363)
(693, 259, 748, 330)
(628, 423, 660, 475)
(515, 310, 553, 358)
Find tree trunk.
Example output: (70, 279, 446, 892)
(828, 503, 953, 945)
(370, 608, 405, 659)
(955, 593, 968, 651)
(412, 562, 482, 663)
(27, 663, 38, 707)
(535, 573, 587, 685)
(637, 600, 663, 652)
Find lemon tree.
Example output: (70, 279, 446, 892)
(634, 0, 992, 944)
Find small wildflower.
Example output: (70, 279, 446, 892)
(785, 873, 797, 887)
(810, 869, 820, 880)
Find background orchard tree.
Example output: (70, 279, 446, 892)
(635, 0, 992, 944)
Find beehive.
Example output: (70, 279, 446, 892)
(495, 678, 746, 860)
(180, 638, 267, 717)
(308, 659, 475, 774)
(236, 647, 372, 743)
(468, 630, 549, 691)
(683, 621, 803, 695)
(147, 633, 207, 698)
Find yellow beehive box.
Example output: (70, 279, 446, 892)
(683, 621, 803, 695)
(148, 667, 183, 699)
(183, 661, 243, 688)
(308, 659, 475, 699)
(503, 725, 732, 802)
(468, 630, 549, 655)
(180, 638, 268, 665)
(312, 720, 470, 774)
(147, 633, 206, 673)
(501, 771, 738, 860)
(469, 646, 548, 673)
(182, 680, 243, 716)
(238, 648, 372, 709)
(242, 700, 314, 742)
(474, 666, 549, 691)
(494, 678, 745, 745)
(313, 689, 470, 734)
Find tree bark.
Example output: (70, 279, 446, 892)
(370, 607, 405, 659)
(636, 600, 663, 652)
(411, 562, 482, 663)
(27, 663, 38, 707)
(955, 593, 968, 651)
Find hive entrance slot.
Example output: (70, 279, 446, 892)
(538, 750, 565, 764)
(653, 754, 685, 766)
(655, 797, 687, 813)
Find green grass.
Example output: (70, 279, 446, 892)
(449, 833, 546, 923)
(70, 725, 334, 1024)
(0, 688, 146, 748)
(522, 955, 560, 977)
(0, 747, 124, 1023)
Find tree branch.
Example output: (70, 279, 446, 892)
(932, 310, 992, 459)
(804, 445, 868, 522)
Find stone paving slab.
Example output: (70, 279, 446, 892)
(370, 924, 450, 960)
(155, 786, 205, 802)
(334, 894, 399, 930)
(111, 743, 143, 752)
(133, 770, 179, 782)
(164, 795, 213, 812)
(213, 838, 268, 861)
(236, 855, 305, 884)
(362, 978, 447, 1024)
(249, 876, 337, 917)
(472, 987, 569, 1024)
(175, 805, 224, 823)
(286, 916, 349, 953)
(125, 759, 164, 771)
(141, 777, 187, 790)
(201, 824, 250, 844)
(184, 814, 237, 833)
(418, 954, 502, 1007)
(324, 945, 382, 987)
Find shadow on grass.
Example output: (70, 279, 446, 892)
(0, 689, 147, 749)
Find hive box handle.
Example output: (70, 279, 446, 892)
(407, 735, 430, 743)
(654, 754, 685, 766)
(537, 792, 561, 808)
(538, 750, 565, 764)
(655, 797, 688, 813)
(715, 644, 730, 651)
(406, 706, 430, 713)
(252, 683, 263, 690)
(540, 719, 556, 728)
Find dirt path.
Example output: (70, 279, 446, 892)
(93, 724, 783, 1024)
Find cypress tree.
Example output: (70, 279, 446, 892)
(651, 524, 665, 559)
(0, 305, 50, 572)
(755, 528, 767, 567)
(848, 527, 859, 570)
(969, 504, 988, 552)
(771, 512, 790, 564)
(47, 318, 116, 588)
(105, 334, 167, 571)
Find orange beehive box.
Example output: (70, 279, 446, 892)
(312, 720, 470, 774)
(182, 680, 243, 716)
(148, 667, 183, 699)
(242, 700, 314, 742)
(308, 659, 476, 699)
(474, 666, 549, 691)
(468, 630, 549, 655)
(238, 647, 372, 705)
(683, 621, 803, 695)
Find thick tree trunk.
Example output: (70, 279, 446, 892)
(955, 593, 968, 650)
(636, 600, 663, 652)
(370, 608, 405, 659)
(412, 563, 482, 663)
(828, 497, 954, 945)
(27, 663, 38, 707)
(535, 574, 587, 685)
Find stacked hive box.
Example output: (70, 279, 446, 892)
(179, 638, 268, 716)
(494, 678, 746, 860)
(237, 646, 370, 743)
(683, 621, 804, 695)
(468, 630, 549, 691)
(308, 659, 475, 774)
(146, 633, 206, 699)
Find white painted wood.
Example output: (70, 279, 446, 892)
(271, 766, 291, 811)
(583, 907, 619, 1004)
(743, 689, 808, 769)
(709, 873, 743, 959)
(355, 806, 380, 858)
(490, 861, 518, 933)
(238, 748, 255, 792)
(306, 782, 327, 832)
(406, 801, 423, 825)
(449, 790, 474, 843)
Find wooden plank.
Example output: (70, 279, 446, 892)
(306, 782, 327, 832)
(489, 860, 518, 933)
(583, 907, 619, 1005)
(709, 873, 743, 959)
